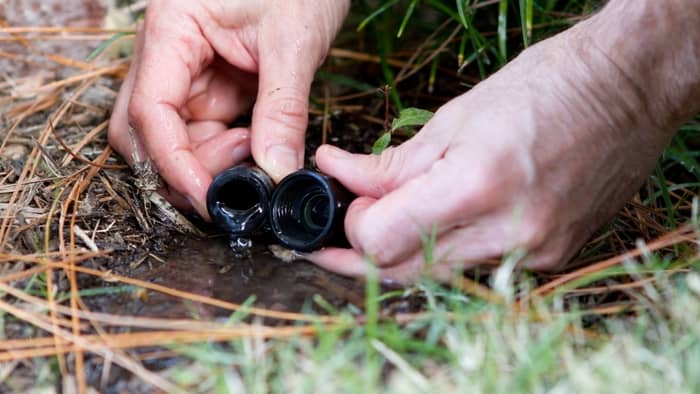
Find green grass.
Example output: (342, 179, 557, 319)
(162, 264, 700, 393)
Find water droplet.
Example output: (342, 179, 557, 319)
(230, 236, 253, 259)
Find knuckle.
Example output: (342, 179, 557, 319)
(518, 214, 552, 252)
(527, 253, 561, 272)
(352, 219, 395, 266)
(257, 91, 309, 130)
(299, 32, 325, 55)
(527, 242, 570, 272)
(520, 224, 547, 252)
(519, 195, 561, 251)
(143, 4, 212, 76)
(373, 148, 405, 189)
(363, 239, 393, 266)
(451, 167, 495, 210)
(285, 28, 326, 63)
(172, 34, 212, 75)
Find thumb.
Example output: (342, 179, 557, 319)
(315, 130, 448, 198)
(251, 53, 315, 182)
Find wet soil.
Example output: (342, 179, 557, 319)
(102, 236, 365, 320)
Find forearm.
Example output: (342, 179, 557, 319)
(582, 0, 700, 128)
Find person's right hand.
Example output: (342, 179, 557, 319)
(109, 0, 349, 218)
(307, 5, 698, 284)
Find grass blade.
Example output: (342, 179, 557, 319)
(397, 0, 418, 38)
(86, 31, 134, 61)
(357, 0, 400, 32)
(498, 0, 508, 63)
(518, 0, 534, 47)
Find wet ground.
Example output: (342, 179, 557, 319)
(96, 236, 366, 320)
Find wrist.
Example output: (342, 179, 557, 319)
(580, 0, 700, 127)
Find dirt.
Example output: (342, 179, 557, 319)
(96, 236, 366, 320)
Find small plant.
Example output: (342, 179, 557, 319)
(372, 107, 434, 154)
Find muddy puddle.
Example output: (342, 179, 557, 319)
(98, 237, 366, 320)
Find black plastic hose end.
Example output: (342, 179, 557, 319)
(270, 170, 352, 252)
(206, 164, 274, 238)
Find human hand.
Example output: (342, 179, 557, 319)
(109, 0, 349, 218)
(307, 15, 693, 284)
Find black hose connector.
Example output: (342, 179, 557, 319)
(206, 164, 274, 237)
(269, 170, 352, 252)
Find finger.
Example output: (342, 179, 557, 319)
(192, 126, 251, 175)
(342, 196, 376, 252)
(418, 222, 506, 282)
(314, 250, 427, 285)
(343, 153, 501, 266)
(315, 128, 449, 198)
(128, 8, 215, 218)
(111, 65, 202, 212)
(523, 230, 581, 272)
(158, 185, 192, 211)
(110, 54, 197, 211)
(307, 246, 429, 284)
(185, 63, 257, 123)
(109, 67, 144, 165)
(306, 248, 373, 279)
(186, 120, 227, 146)
(308, 223, 505, 285)
(109, 29, 145, 164)
(250, 44, 319, 182)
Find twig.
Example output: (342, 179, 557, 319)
(60, 120, 109, 167)
(49, 120, 126, 170)
(72, 225, 98, 252)
(522, 225, 697, 304)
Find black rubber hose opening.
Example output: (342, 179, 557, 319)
(270, 170, 351, 251)
(206, 165, 273, 237)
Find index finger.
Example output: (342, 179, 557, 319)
(127, 8, 215, 217)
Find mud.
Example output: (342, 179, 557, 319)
(94, 236, 365, 320)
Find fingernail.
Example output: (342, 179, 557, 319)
(232, 144, 251, 163)
(187, 195, 210, 221)
(293, 250, 311, 259)
(381, 278, 401, 288)
(266, 145, 300, 179)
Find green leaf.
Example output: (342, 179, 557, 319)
(390, 107, 434, 131)
(372, 132, 392, 155)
